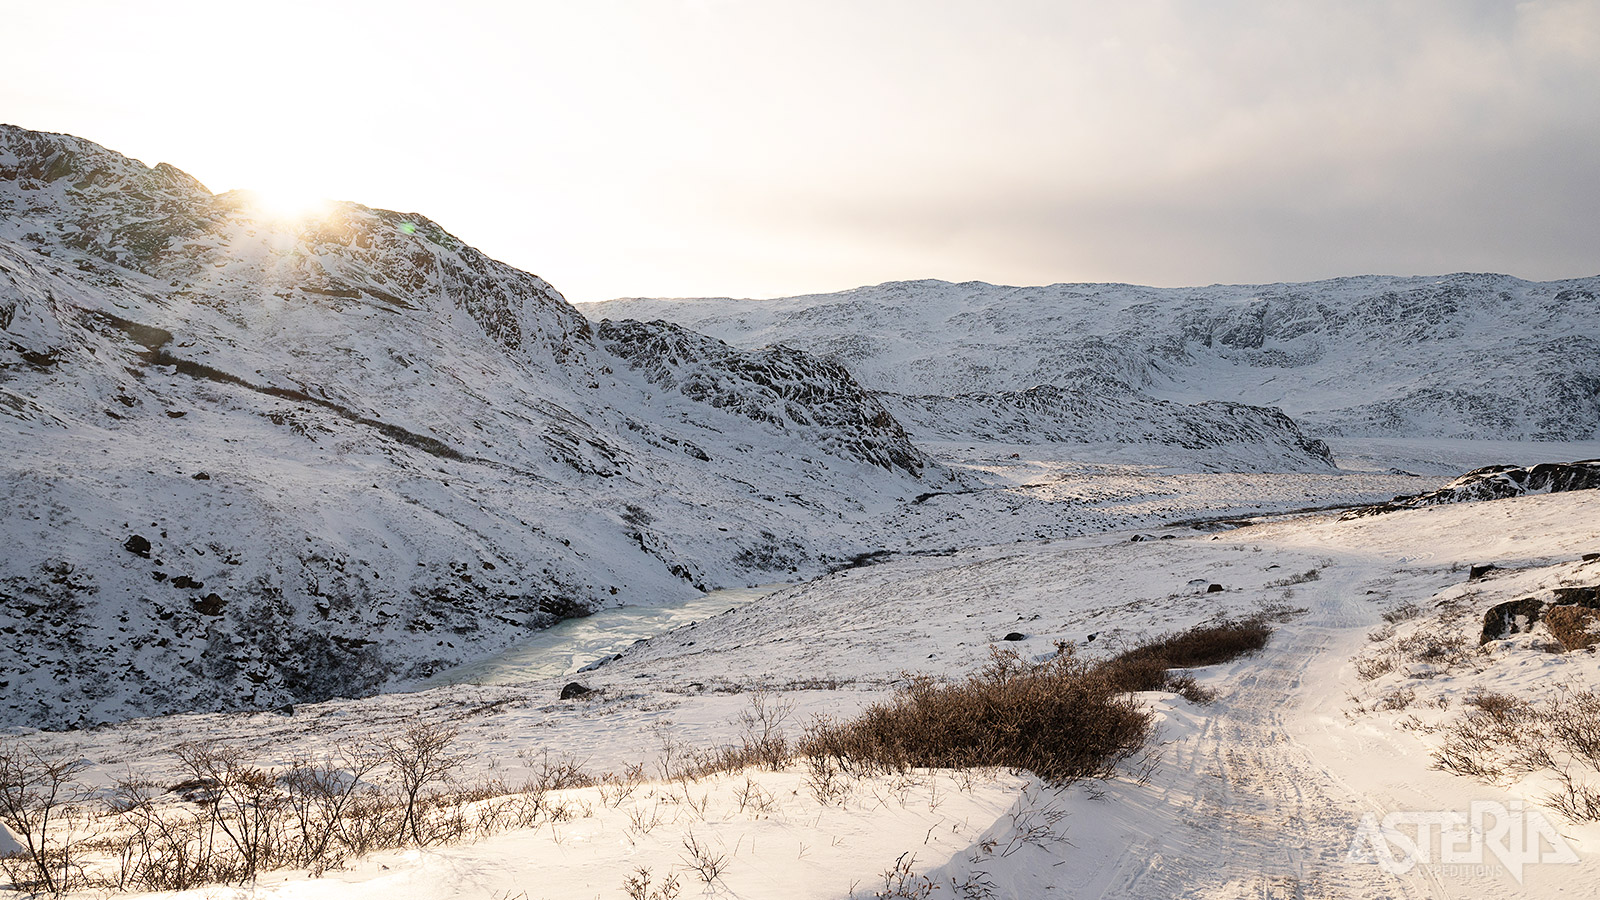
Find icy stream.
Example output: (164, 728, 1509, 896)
(420, 584, 790, 688)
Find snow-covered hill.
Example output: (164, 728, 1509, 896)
(584, 274, 1600, 443)
(882, 383, 1335, 473)
(0, 126, 958, 728)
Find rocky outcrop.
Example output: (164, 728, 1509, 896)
(1344, 461, 1600, 518)
(1546, 606, 1600, 651)
(1479, 597, 1546, 645)
(596, 319, 928, 477)
(1476, 583, 1600, 649)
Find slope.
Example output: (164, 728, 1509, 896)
(0, 125, 950, 728)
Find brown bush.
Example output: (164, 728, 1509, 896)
(801, 619, 1272, 786)
(1434, 690, 1600, 822)
(801, 647, 1153, 784)
(1105, 619, 1273, 672)
(1546, 605, 1600, 651)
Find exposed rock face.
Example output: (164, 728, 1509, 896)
(1479, 598, 1546, 645)
(1345, 461, 1600, 518)
(0, 125, 944, 729)
(584, 275, 1600, 443)
(596, 319, 926, 477)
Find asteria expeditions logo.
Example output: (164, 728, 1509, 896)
(1346, 801, 1579, 883)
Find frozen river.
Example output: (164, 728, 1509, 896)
(420, 584, 790, 687)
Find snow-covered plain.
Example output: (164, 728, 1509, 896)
(10, 477, 1599, 899)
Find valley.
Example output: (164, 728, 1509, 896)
(2, 124, 1598, 898)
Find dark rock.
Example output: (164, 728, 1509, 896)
(559, 681, 593, 700)
(124, 534, 151, 557)
(1345, 460, 1600, 519)
(1552, 585, 1600, 608)
(1583, 553, 1600, 562)
(1479, 597, 1545, 645)
(165, 409, 187, 418)
(1002, 632, 1026, 641)
(274, 704, 295, 716)
(171, 575, 203, 590)
(1468, 564, 1499, 581)
(193, 593, 225, 616)
(1207, 584, 1225, 593)
(191, 471, 210, 480)
(596, 318, 927, 477)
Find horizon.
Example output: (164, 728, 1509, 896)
(6, 1, 1598, 304)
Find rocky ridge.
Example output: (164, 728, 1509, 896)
(0, 125, 949, 728)
(1343, 460, 1600, 519)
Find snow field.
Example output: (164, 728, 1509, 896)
(7, 483, 1600, 898)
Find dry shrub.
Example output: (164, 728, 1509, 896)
(1434, 690, 1600, 821)
(1354, 653, 1397, 681)
(1357, 619, 1478, 683)
(1394, 631, 1470, 665)
(1382, 603, 1422, 624)
(1097, 618, 1273, 696)
(1267, 569, 1322, 587)
(1104, 619, 1273, 673)
(1165, 674, 1218, 705)
(801, 647, 1153, 784)
(802, 619, 1272, 785)
(0, 741, 93, 895)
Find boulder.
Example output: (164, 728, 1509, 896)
(1545, 605, 1600, 651)
(1551, 585, 1600, 608)
(1468, 564, 1499, 581)
(559, 681, 593, 700)
(1002, 632, 1026, 642)
(1479, 597, 1545, 645)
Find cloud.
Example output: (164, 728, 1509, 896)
(689, 0, 1600, 290)
(6, 1, 1596, 299)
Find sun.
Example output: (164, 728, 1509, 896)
(238, 184, 334, 222)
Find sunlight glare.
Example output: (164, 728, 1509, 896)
(240, 184, 334, 222)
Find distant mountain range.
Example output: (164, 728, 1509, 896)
(585, 273, 1600, 444)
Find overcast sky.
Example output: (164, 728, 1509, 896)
(6, 1, 1597, 302)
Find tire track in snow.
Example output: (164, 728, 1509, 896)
(1085, 573, 1449, 899)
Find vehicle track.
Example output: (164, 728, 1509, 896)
(1086, 571, 1452, 899)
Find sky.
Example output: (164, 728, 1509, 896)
(4, 0, 1598, 303)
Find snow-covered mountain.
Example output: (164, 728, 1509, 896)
(584, 274, 1600, 443)
(0, 126, 954, 728)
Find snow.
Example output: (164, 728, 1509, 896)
(6, 125, 1600, 898)
(581, 275, 1600, 443)
(9, 482, 1599, 898)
